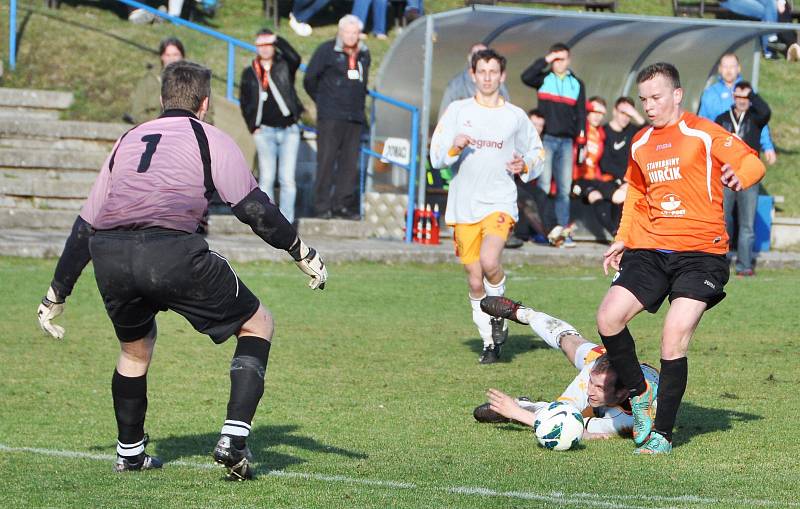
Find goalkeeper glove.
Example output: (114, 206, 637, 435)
(37, 286, 65, 339)
(288, 238, 327, 290)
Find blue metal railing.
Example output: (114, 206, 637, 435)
(9, 0, 16, 71)
(7, 0, 420, 242)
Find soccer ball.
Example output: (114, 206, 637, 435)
(533, 401, 584, 451)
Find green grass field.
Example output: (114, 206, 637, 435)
(1, 257, 799, 508)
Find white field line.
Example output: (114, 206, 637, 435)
(2, 444, 798, 508)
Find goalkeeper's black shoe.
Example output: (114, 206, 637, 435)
(213, 435, 254, 481)
(113, 435, 163, 473)
(481, 296, 526, 324)
(473, 402, 510, 423)
(490, 317, 508, 354)
(478, 345, 499, 364)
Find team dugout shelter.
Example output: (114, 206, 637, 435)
(369, 5, 783, 238)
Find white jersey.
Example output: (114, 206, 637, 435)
(555, 362, 660, 436)
(430, 97, 545, 225)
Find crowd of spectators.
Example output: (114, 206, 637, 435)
(116, 2, 785, 268)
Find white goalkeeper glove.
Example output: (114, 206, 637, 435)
(37, 286, 65, 339)
(288, 239, 327, 290)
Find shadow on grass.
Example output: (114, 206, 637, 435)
(463, 334, 547, 363)
(673, 402, 762, 448)
(90, 424, 367, 473)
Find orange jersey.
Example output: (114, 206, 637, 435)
(573, 123, 609, 181)
(616, 112, 764, 254)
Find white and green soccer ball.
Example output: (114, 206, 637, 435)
(533, 401, 584, 451)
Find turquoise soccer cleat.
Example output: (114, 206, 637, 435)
(634, 432, 672, 455)
(630, 379, 658, 447)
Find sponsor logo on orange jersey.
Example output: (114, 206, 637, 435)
(660, 193, 686, 217)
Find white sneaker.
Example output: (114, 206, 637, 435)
(289, 13, 312, 37)
(128, 8, 155, 24)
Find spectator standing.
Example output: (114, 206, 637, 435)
(240, 29, 304, 224)
(352, 0, 388, 40)
(715, 81, 771, 276)
(521, 43, 587, 248)
(698, 53, 777, 165)
(438, 43, 510, 120)
(289, 0, 330, 37)
(126, 37, 185, 124)
(304, 15, 370, 220)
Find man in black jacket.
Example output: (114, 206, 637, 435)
(240, 29, 303, 224)
(303, 14, 370, 220)
(521, 43, 586, 247)
(715, 81, 771, 276)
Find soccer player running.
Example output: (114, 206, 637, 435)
(474, 295, 659, 440)
(35, 61, 328, 480)
(430, 49, 545, 364)
(595, 63, 765, 454)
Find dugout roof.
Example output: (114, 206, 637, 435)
(374, 6, 780, 142)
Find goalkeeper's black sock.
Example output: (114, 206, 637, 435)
(222, 336, 270, 449)
(599, 327, 647, 397)
(654, 357, 688, 443)
(112, 370, 148, 457)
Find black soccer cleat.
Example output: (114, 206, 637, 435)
(113, 435, 163, 473)
(481, 296, 526, 324)
(213, 435, 254, 481)
(473, 402, 510, 423)
(490, 317, 508, 350)
(478, 345, 499, 364)
(114, 453, 163, 472)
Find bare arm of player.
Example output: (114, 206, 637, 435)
(603, 241, 626, 276)
(487, 389, 538, 427)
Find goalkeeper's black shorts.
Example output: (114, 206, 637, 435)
(90, 229, 260, 343)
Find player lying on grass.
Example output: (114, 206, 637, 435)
(473, 296, 658, 439)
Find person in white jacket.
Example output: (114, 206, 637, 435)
(430, 48, 545, 364)
(473, 296, 659, 439)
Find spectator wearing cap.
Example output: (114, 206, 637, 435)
(239, 29, 304, 224)
(303, 15, 370, 220)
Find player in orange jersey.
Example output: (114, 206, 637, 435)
(594, 63, 765, 455)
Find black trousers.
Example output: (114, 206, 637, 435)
(314, 118, 363, 216)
